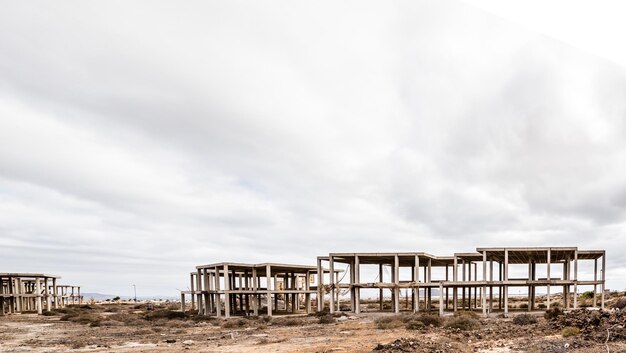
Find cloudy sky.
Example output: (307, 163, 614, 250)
(1, 1, 626, 297)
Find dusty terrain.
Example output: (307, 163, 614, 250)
(2, 300, 626, 353)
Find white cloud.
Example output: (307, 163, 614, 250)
(1, 0, 625, 295)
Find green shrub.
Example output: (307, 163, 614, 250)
(580, 291, 595, 300)
(42, 311, 57, 316)
(561, 326, 580, 337)
(519, 303, 528, 309)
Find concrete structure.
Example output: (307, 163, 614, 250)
(181, 262, 337, 317)
(318, 247, 606, 317)
(1, 273, 81, 315)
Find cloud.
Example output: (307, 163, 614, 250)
(1, 0, 626, 295)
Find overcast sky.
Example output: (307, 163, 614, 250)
(1, 1, 626, 297)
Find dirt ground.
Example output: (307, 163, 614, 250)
(2, 302, 626, 353)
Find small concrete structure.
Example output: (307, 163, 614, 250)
(1, 273, 81, 315)
(181, 262, 338, 317)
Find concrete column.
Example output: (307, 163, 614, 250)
(329, 257, 335, 314)
(573, 250, 578, 309)
(266, 265, 273, 316)
(482, 251, 487, 316)
(413, 255, 419, 312)
(52, 278, 58, 310)
(593, 258, 598, 307)
(223, 265, 231, 318)
(252, 267, 259, 316)
(203, 269, 210, 315)
(547, 249, 551, 310)
(335, 271, 340, 312)
(305, 270, 312, 314)
(453, 256, 458, 312)
(445, 264, 449, 310)
(214, 267, 221, 317)
(462, 260, 466, 309)
(196, 269, 203, 315)
(378, 264, 384, 311)
(35, 278, 43, 315)
(316, 258, 323, 312)
(44, 278, 51, 312)
(601, 251, 606, 309)
(439, 282, 444, 317)
(354, 255, 360, 314)
(393, 255, 400, 313)
(504, 249, 509, 316)
(489, 258, 493, 313)
(181, 293, 186, 311)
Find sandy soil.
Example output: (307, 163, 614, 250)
(1, 304, 625, 353)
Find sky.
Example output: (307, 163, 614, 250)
(1, 1, 626, 297)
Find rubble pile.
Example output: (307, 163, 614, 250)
(550, 309, 626, 342)
(372, 338, 467, 353)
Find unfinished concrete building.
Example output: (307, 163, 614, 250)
(0, 273, 82, 315)
(181, 262, 337, 317)
(317, 247, 606, 317)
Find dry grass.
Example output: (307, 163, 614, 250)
(561, 326, 580, 337)
(444, 316, 480, 331)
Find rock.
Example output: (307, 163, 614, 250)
(182, 340, 194, 346)
(165, 339, 176, 344)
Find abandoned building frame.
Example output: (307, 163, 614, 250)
(0, 273, 82, 315)
(184, 247, 606, 317)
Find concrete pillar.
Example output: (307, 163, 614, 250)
(335, 271, 340, 312)
(547, 249, 551, 310)
(439, 282, 444, 317)
(379, 264, 384, 311)
(214, 267, 221, 317)
(489, 258, 493, 313)
(593, 258, 598, 307)
(316, 258, 323, 312)
(482, 251, 487, 316)
(35, 278, 43, 315)
(504, 249, 509, 316)
(329, 257, 335, 314)
(305, 270, 312, 314)
(601, 251, 606, 309)
(445, 264, 449, 310)
(453, 256, 458, 312)
(393, 255, 400, 313)
(354, 255, 360, 314)
(181, 293, 186, 311)
(252, 267, 259, 316)
(462, 260, 466, 309)
(266, 265, 273, 316)
(413, 255, 419, 312)
(573, 250, 578, 309)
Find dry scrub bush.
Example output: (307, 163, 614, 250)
(318, 314, 335, 324)
(375, 316, 404, 330)
(444, 316, 480, 331)
(544, 307, 564, 320)
(512, 314, 537, 325)
(612, 297, 626, 310)
(561, 326, 580, 337)
(272, 317, 308, 326)
(143, 309, 187, 321)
